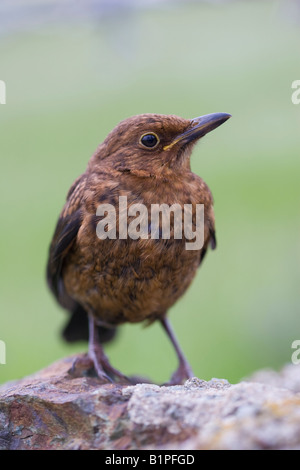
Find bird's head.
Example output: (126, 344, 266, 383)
(90, 113, 231, 177)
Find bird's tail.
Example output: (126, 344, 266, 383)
(62, 304, 117, 344)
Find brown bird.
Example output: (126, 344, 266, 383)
(47, 112, 231, 384)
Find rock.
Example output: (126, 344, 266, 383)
(0, 355, 300, 450)
(247, 363, 300, 394)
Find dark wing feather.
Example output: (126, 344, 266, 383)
(47, 209, 82, 302)
(210, 227, 217, 250)
(47, 174, 85, 305)
(46, 173, 116, 343)
(199, 220, 216, 265)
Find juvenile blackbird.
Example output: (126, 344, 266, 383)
(47, 112, 231, 384)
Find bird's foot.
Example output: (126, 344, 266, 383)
(89, 343, 132, 384)
(164, 360, 194, 386)
(95, 352, 132, 384)
(67, 353, 131, 384)
(86, 316, 132, 384)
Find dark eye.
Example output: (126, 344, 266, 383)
(140, 132, 159, 149)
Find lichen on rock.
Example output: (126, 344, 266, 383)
(1, 355, 300, 450)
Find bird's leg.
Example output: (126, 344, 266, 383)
(88, 316, 131, 384)
(88, 316, 113, 382)
(161, 317, 194, 385)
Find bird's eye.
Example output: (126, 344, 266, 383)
(140, 132, 160, 149)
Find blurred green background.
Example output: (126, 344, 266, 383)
(0, 0, 299, 385)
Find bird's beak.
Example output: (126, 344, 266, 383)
(163, 113, 231, 151)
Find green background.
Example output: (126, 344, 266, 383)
(0, 0, 299, 385)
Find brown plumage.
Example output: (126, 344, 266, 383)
(47, 112, 231, 384)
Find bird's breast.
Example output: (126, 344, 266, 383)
(63, 175, 212, 324)
(64, 230, 204, 325)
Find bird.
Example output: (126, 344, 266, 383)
(46, 112, 231, 385)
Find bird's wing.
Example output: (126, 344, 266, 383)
(199, 202, 216, 265)
(46, 173, 86, 306)
(209, 226, 217, 250)
(47, 172, 117, 344)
